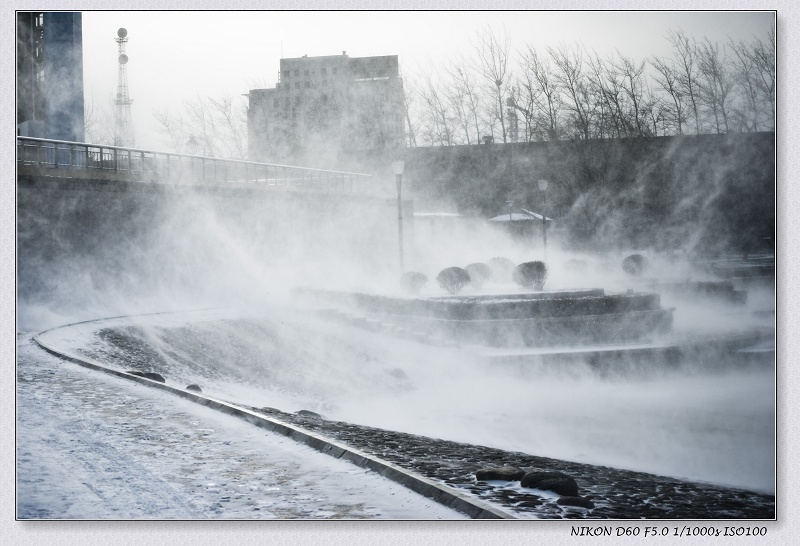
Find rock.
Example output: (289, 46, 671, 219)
(186, 384, 202, 393)
(384, 368, 408, 380)
(296, 409, 323, 420)
(475, 466, 525, 481)
(557, 496, 595, 509)
(521, 471, 579, 496)
(126, 370, 165, 383)
(436, 266, 471, 294)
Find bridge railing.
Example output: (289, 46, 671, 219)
(16, 137, 373, 193)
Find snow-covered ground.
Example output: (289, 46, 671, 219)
(25, 300, 775, 498)
(16, 333, 466, 520)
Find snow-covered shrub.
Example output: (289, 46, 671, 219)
(400, 271, 428, 294)
(512, 261, 548, 291)
(464, 263, 492, 289)
(487, 257, 516, 282)
(436, 266, 471, 295)
(622, 254, 649, 276)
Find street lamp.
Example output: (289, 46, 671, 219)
(392, 160, 405, 271)
(538, 179, 548, 256)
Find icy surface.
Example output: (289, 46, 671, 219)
(29, 301, 775, 496)
(16, 333, 466, 520)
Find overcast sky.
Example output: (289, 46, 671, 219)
(80, 9, 774, 150)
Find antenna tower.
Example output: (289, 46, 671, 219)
(113, 28, 134, 147)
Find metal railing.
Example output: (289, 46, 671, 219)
(16, 137, 373, 193)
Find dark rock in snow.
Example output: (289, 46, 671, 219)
(475, 466, 525, 481)
(126, 370, 165, 383)
(384, 367, 409, 380)
(296, 409, 324, 420)
(557, 496, 595, 509)
(186, 384, 202, 393)
(521, 471, 579, 496)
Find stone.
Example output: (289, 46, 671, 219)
(557, 496, 595, 509)
(126, 370, 165, 382)
(186, 384, 202, 393)
(296, 409, 323, 420)
(521, 471, 579, 496)
(475, 466, 526, 481)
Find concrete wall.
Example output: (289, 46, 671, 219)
(17, 174, 412, 322)
(338, 132, 775, 256)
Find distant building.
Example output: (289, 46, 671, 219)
(247, 52, 405, 167)
(17, 12, 85, 142)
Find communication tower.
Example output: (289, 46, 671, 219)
(113, 27, 134, 147)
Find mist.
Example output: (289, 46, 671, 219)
(20, 155, 774, 497)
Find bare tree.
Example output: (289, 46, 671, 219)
(445, 59, 484, 145)
(208, 96, 247, 158)
(519, 45, 562, 141)
(399, 67, 420, 147)
(651, 56, 688, 135)
(418, 72, 455, 146)
(696, 38, 735, 134)
(152, 95, 248, 158)
(614, 52, 650, 136)
(666, 30, 702, 134)
(549, 44, 593, 140)
(473, 26, 511, 143)
(729, 27, 775, 132)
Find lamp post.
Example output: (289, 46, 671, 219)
(538, 179, 548, 257)
(392, 160, 405, 271)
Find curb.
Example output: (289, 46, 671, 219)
(32, 320, 515, 520)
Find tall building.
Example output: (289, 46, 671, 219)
(17, 12, 85, 142)
(247, 52, 405, 166)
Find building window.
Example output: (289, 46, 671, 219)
(283, 70, 290, 78)
(294, 70, 299, 77)
(321, 94, 328, 103)
(332, 67, 338, 74)
(304, 69, 309, 76)
(285, 97, 290, 107)
(321, 67, 327, 75)
(304, 81, 310, 88)
(322, 80, 328, 87)
(295, 82, 300, 89)
(273, 99, 279, 108)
